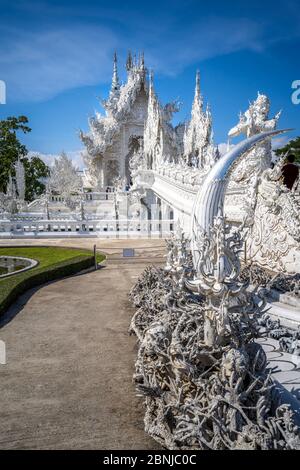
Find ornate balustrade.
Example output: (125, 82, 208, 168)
(134, 166, 247, 226)
(0, 217, 174, 238)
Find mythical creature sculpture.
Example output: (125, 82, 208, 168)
(112, 175, 126, 193)
(247, 158, 300, 273)
(165, 223, 193, 290)
(228, 93, 281, 186)
(224, 95, 300, 274)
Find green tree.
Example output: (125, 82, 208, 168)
(23, 155, 50, 202)
(275, 136, 300, 164)
(0, 115, 49, 201)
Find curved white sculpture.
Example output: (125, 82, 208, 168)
(190, 129, 290, 274)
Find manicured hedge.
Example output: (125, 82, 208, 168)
(0, 247, 105, 317)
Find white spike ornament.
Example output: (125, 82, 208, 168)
(190, 129, 290, 276)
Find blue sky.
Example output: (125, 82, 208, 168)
(0, 0, 299, 167)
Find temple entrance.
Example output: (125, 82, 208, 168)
(125, 135, 143, 187)
(106, 160, 120, 186)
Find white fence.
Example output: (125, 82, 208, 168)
(0, 218, 175, 239)
(50, 190, 118, 203)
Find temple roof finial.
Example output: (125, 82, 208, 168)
(193, 69, 203, 109)
(195, 70, 200, 98)
(126, 50, 133, 73)
(149, 70, 154, 97)
(111, 51, 119, 92)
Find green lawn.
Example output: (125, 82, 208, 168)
(0, 246, 105, 316)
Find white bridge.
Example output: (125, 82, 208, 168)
(135, 167, 244, 229)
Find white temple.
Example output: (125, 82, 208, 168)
(1, 53, 300, 452)
(0, 53, 299, 275)
(79, 53, 218, 189)
(80, 53, 148, 188)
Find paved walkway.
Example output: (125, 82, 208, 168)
(0, 238, 299, 447)
(0, 241, 164, 449)
(0, 237, 166, 255)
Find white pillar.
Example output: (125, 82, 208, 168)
(160, 200, 169, 234)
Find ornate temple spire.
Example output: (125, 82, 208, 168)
(195, 70, 200, 100)
(183, 70, 215, 169)
(149, 70, 154, 98)
(140, 51, 145, 69)
(111, 52, 120, 93)
(126, 51, 133, 72)
(206, 103, 212, 130)
(81, 51, 150, 171)
(193, 69, 203, 109)
(144, 70, 162, 168)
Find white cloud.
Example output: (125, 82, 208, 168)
(0, 10, 267, 103)
(0, 25, 119, 102)
(217, 142, 234, 156)
(143, 17, 264, 76)
(271, 136, 291, 161)
(217, 136, 289, 159)
(28, 149, 84, 169)
(2, 1, 299, 104)
(271, 136, 290, 150)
